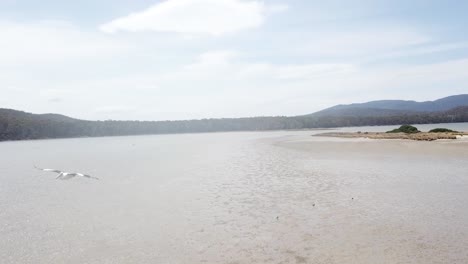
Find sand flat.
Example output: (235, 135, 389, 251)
(1, 131, 468, 263)
(314, 131, 468, 141)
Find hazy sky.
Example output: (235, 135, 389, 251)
(1, 0, 468, 120)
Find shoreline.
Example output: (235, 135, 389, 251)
(314, 131, 468, 141)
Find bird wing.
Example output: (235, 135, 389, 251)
(58, 174, 75, 180)
(87, 175, 99, 180)
(84, 174, 99, 180)
(34, 165, 62, 174)
(75, 173, 99, 180)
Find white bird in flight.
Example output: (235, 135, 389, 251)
(34, 166, 99, 180)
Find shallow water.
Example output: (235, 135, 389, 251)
(1, 123, 468, 263)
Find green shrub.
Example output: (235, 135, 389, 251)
(429, 128, 457, 133)
(386, 125, 420, 134)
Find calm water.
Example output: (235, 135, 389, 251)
(1, 123, 468, 263)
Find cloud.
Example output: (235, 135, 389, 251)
(48, 98, 63, 103)
(2, 10, 467, 121)
(173, 50, 357, 81)
(152, 50, 468, 117)
(296, 29, 430, 58)
(0, 20, 129, 65)
(5, 47, 468, 120)
(265, 3, 289, 14)
(94, 105, 137, 114)
(268, 64, 356, 80)
(185, 50, 239, 68)
(99, 0, 286, 35)
(373, 41, 468, 60)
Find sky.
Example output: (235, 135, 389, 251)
(1, 0, 468, 121)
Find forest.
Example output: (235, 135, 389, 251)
(1, 106, 468, 141)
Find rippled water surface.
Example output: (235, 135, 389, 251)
(2, 124, 468, 263)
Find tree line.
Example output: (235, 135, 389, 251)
(1, 106, 468, 141)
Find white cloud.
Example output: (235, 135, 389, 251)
(4, 46, 468, 120)
(1, 10, 467, 121)
(0, 20, 128, 65)
(272, 64, 356, 80)
(185, 50, 239, 68)
(100, 0, 286, 35)
(155, 51, 468, 117)
(94, 105, 137, 114)
(373, 41, 468, 60)
(265, 3, 289, 14)
(173, 50, 357, 81)
(294, 29, 430, 58)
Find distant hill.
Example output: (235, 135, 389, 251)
(445, 105, 468, 115)
(1, 95, 468, 141)
(311, 94, 468, 117)
(310, 107, 420, 117)
(38, 113, 78, 122)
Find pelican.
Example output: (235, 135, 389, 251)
(34, 166, 99, 180)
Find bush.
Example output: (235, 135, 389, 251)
(387, 125, 420, 134)
(429, 128, 457, 133)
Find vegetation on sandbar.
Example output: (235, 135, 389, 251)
(429, 128, 458, 133)
(386, 125, 420, 134)
(316, 125, 467, 141)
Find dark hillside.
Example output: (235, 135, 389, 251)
(2, 101, 468, 141)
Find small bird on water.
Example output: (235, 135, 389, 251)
(34, 166, 99, 180)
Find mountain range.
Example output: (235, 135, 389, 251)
(310, 94, 468, 117)
(1, 94, 468, 141)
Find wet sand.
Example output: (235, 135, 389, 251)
(273, 135, 468, 263)
(1, 131, 468, 263)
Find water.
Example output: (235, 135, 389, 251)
(1, 123, 468, 263)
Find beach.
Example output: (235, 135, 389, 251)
(314, 131, 468, 141)
(1, 130, 468, 263)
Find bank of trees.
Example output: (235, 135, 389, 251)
(1, 106, 468, 141)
